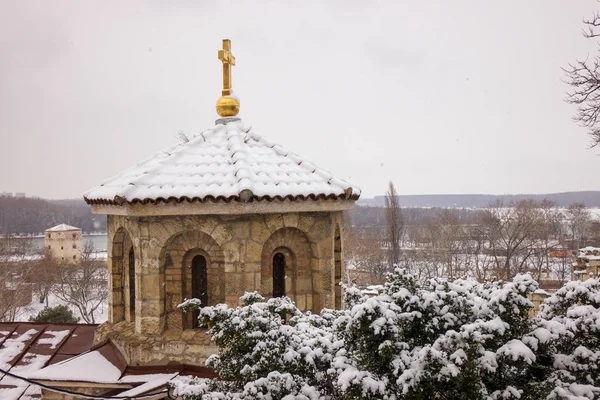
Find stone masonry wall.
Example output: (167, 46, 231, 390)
(97, 210, 344, 366)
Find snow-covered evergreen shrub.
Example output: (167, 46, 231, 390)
(172, 272, 600, 400)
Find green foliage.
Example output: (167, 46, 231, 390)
(171, 271, 600, 400)
(29, 305, 79, 324)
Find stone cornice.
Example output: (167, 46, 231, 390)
(90, 199, 355, 216)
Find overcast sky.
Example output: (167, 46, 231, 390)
(1, 1, 599, 199)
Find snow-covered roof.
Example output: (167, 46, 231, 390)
(32, 349, 122, 383)
(45, 224, 81, 232)
(84, 118, 361, 206)
(0, 323, 213, 398)
(116, 373, 177, 398)
(0, 323, 97, 400)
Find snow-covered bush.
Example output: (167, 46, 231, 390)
(172, 271, 600, 400)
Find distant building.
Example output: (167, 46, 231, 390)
(528, 289, 551, 317)
(13, 192, 25, 198)
(571, 246, 600, 281)
(44, 224, 82, 264)
(1, 192, 12, 197)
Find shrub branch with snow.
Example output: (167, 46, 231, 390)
(172, 271, 600, 399)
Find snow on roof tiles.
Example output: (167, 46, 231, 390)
(84, 118, 361, 205)
(30, 350, 122, 383)
(45, 224, 81, 232)
(0, 323, 96, 400)
(30, 339, 127, 384)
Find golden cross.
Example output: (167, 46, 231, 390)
(218, 39, 236, 96)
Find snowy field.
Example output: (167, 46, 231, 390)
(15, 288, 108, 324)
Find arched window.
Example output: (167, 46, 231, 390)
(191, 255, 208, 328)
(128, 247, 135, 320)
(334, 226, 342, 310)
(273, 252, 286, 298)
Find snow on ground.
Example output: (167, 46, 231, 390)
(16, 290, 108, 324)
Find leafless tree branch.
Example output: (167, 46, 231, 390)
(565, 8, 600, 146)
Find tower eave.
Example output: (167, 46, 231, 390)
(88, 198, 356, 217)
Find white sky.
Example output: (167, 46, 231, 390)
(1, 0, 599, 199)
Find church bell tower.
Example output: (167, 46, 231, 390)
(84, 39, 360, 366)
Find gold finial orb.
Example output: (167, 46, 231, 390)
(216, 95, 240, 117)
(216, 39, 240, 117)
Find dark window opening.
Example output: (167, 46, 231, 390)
(334, 228, 342, 310)
(273, 252, 286, 298)
(191, 255, 208, 329)
(128, 247, 135, 319)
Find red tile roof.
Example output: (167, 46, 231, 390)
(0, 322, 97, 400)
(0, 323, 217, 399)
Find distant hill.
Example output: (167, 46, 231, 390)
(0, 197, 105, 235)
(359, 191, 600, 208)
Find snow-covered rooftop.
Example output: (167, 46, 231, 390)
(30, 338, 215, 398)
(84, 118, 360, 205)
(30, 348, 124, 383)
(45, 224, 81, 232)
(0, 323, 97, 400)
(577, 247, 600, 261)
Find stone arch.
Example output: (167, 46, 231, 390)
(334, 224, 342, 310)
(109, 227, 135, 324)
(161, 231, 225, 330)
(261, 227, 313, 311)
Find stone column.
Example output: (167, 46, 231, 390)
(333, 212, 344, 310)
(312, 215, 335, 311)
(107, 220, 124, 323)
(136, 219, 165, 335)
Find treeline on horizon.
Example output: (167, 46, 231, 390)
(0, 196, 106, 235)
(1, 191, 599, 235)
(361, 191, 600, 208)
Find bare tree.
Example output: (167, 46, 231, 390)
(28, 253, 59, 306)
(552, 248, 573, 284)
(0, 276, 30, 321)
(564, 10, 600, 146)
(464, 225, 495, 281)
(0, 261, 32, 322)
(433, 209, 465, 279)
(342, 213, 386, 285)
(529, 200, 561, 281)
(0, 235, 37, 321)
(385, 181, 403, 269)
(52, 241, 107, 323)
(477, 200, 542, 280)
(565, 202, 591, 250)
